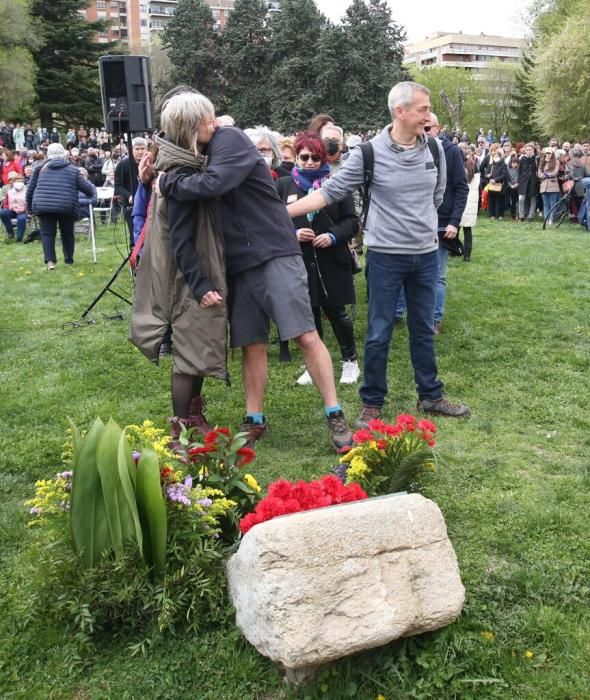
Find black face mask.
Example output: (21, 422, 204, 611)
(324, 138, 340, 156)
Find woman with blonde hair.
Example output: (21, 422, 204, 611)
(130, 90, 227, 446)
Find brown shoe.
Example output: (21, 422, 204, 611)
(417, 397, 470, 418)
(326, 410, 353, 453)
(239, 416, 269, 448)
(188, 396, 212, 436)
(355, 405, 382, 430)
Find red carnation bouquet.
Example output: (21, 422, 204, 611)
(334, 415, 438, 496)
(239, 475, 367, 534)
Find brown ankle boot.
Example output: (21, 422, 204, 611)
(188, 396, 212, 436)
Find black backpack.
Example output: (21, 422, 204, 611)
(358, 137, 441, 228)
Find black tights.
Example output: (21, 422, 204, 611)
(313, 305, 357, 361)
(462, 226, 472, 256)
(171, 375, 204, 419)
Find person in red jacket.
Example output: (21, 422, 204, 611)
(1, 150, 24, 185)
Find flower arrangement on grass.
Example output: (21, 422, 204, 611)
(22, 419, 262, 652)
(239, 475, 368, 534)
(334, 415, 438, 496)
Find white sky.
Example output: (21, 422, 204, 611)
(315, 0, 530, 43)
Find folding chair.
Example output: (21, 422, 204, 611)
(94, 186, 115, 226)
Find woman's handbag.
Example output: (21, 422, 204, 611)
(487, 181, 503, 193)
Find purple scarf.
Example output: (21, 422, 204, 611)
(291, 163, 331, 193)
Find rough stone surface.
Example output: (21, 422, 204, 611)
(226, 493, 465, 676)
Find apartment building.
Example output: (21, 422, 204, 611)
(404, 32, 526, 70)
(149, 0, 235, 34)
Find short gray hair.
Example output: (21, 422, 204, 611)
(160, 91, 215, 155)
(387, 81, 430, 116)
(244, 126, 281, 169)
(320, 124, 344, 140)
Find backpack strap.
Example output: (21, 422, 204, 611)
(359, 141, 374, 228)
(427, 136, 440, 172)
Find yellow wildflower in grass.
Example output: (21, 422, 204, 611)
(524, 650, 534, 659)
(243, 473, 261, 492)
(126, 420, 173, 461)
(481, 630, 495, 642)
(25, 476, 71, 527)
(424, 459, 436, 471)
(377, 694, 386, 700)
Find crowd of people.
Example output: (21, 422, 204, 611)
(2, 89, 590, 454)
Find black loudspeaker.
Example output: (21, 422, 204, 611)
(99, 55, 154, 134)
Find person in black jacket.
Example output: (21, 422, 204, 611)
(486, 152, 509, 220)
(145, 90, 353, 454)
(115, 137, 147, 247)
(518, 143, 539, 222)
(26, 143, 95, 270)
(277, 131, 360, 385)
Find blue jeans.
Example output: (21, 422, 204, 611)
(360, 250, 444, 407)
(542, 192, 559, 220)
(434, 245, 448, 324)
(0, 209, 27, 240)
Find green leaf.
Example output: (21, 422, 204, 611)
(117, 431, 143, 555)
(96, 418, 125, 555)
(136, 448, 167, 580)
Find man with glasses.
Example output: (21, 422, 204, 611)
(287, 81, 470, 424)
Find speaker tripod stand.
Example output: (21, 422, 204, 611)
(81, 251, 132, 319)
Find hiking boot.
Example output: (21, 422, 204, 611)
(188, 396, 212, 436)
(340, 360, 360, 384)
(355, 405, 382, 429)
(239, 416, 269, 448)
(326, 410, 353, 453)
(417, 397, 470, 418)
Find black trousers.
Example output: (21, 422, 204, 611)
(40, 214, 75, 264)
(312, 305, 357, 361)
(488, 192, 504, 218)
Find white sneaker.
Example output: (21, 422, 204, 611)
(340, 360, 360, 384)
(296, 369, 313, 386)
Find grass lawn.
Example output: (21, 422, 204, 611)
(1, 216, 590, 699)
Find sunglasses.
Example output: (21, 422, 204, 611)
(424, 126, 431, 133)
(298, 153, 321, 163)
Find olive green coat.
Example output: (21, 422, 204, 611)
(129, 138, 227, 380)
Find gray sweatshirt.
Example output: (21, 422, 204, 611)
(321, 127, 446, 255)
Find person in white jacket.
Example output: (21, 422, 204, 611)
(459, 153, 480, 262)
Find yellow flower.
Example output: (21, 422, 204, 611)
(339, 446, 360, 463)
(524, 650, 534, 659)
(481, 630, 495, 642)
(376, 695, 386, 700)
(244, 473, 261, 492)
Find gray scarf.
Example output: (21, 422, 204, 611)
(153, 134, 207, 173)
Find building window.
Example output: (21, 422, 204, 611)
(97, 0, 106, 7)
(140, 19, 147, 26)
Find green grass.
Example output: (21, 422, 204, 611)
(1, 217, 590, 699)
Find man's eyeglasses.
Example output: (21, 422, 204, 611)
(424, 126, 431, 133)
(257, 147, 273, 155)
(298, 153, 321, 163)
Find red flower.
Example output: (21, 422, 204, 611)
(376, 439, 387, 450)
(267, 479, 295, 500)
(236, 446, 256, 466)
(381, 423, 403, 437)
(396, 414, 416, 431)
(428, 439, 436, 447)
(204, 430, 220, 444)
(417, 419, 437, 434)
(352, 429, 373, 444)
(239, 512, 260, 534)
(367, 418, 387, 432)
(187, 444, 217, 458)
(160, 466, 174, 480)
(215, 427, 231, 436)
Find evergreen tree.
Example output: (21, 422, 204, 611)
(513, 49, 542, 142)
(31, 0, 116, 127)
(336, 0, 408, 130)
(268, 0, 326, 132)
(315, 21, 347, 118)
(160, 0, 221, 105)
(220, 0, 271, 127)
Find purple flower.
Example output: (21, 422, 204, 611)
(331, 463, 349, 484)
(197, 497, 212, 508)
(166, 483, 191, 506)
(30, 507, 41, 515)
(184, 475, 193, 489)
(132, 451, 141, 465)
(56, 470, 73, 480)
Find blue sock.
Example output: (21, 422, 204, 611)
(325, 404, 342, 417)
(246, 412, 265, 424)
